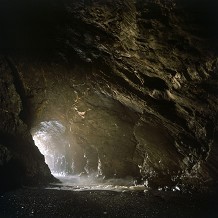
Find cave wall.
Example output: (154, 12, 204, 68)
(13, 60, 141, 178)
(0, 0, 218, 189)
(0, 57, 54, 192)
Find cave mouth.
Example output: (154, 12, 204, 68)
(30, 120, 146, 192)
(31, 120, 71, 176)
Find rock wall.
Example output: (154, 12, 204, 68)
(0, 57, 55, 192)
(0, 0, 218, 189)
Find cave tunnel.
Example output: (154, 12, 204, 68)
(0, 0, 218, 217)
(31, 120, 71, 175)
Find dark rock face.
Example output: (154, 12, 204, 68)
(0, 57, 55, 192)
(0, 0, 218, 189)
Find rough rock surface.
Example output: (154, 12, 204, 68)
(0, 57, 55, 192)
(0, 0, 218, 189)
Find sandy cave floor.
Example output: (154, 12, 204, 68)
(0, 178, 218, 218)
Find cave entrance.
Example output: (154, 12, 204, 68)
(31, 121, 72, 176)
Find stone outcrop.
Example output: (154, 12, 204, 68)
(0, 57, 55, 192)
(0, 0, 218, 189)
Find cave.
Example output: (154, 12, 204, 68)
(31, 120, 71, 175)
(0, 0, 218, 217)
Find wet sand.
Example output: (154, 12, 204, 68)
(0, 187, 218, 218)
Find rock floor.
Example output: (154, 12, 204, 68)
(0, 186, 217, 218)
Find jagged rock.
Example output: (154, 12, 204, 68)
(0, 57, 55, 192)
(0, 0, 218, 190)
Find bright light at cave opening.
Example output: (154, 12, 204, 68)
(32, 122, 147, 192)
(33, 133, 53, 170)
(31, 121, 68, 176)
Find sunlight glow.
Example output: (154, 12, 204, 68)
(32, 121, 68, 175)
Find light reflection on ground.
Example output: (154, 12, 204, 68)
(47, 174, 147, 192)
